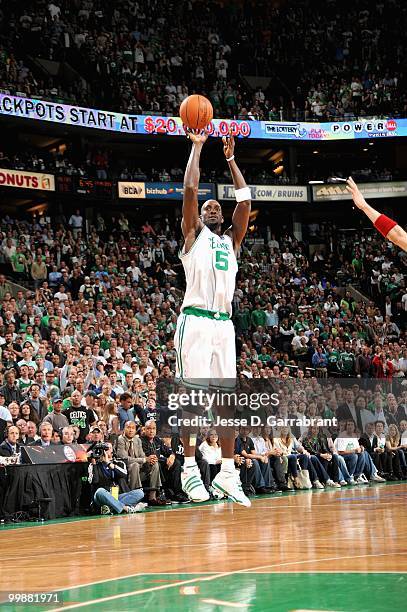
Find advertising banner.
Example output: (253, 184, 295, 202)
(217, 184, 309, 202)
(0, 94, 403, 141)
(118, 182, 215, 200)
(0, 168, 55, 191)
(312, 181, 407, 201)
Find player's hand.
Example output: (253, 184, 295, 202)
(222, 129, 235, 159)
(186, 127, 209, 145)
(346, 177, 367, 210)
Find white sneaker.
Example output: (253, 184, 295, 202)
(313, 480, 324, 489)
(212, 469, 251, 507)
(181, 464, 210, 502)
(326, 479, 341, 488)
(370, 474, 386, 482)
(349, 477, 356, 485)
(356, 474, 369, 484)
(340, 480, 348, 486)
(125, 503, 146, 513)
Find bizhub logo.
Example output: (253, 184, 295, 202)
(331, 120, 398, 134)
(146, 187, 169, 195)
(264, 123, 306, 138)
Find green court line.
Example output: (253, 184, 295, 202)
(0, 573, 405, 612)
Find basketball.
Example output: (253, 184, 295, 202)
(179, 94, 213, 130)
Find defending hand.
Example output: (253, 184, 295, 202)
(222, 129, 235, 159)
(346, 177, 367, 210)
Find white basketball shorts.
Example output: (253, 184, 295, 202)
(174, 312, 236, 389)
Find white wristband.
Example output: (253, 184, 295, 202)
(226, 155, 235, 162)
(235, 186, 251, 202)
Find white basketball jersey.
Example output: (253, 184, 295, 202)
(180, 225, 238, 315)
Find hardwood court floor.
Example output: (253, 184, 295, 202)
(0, 482, 406, 611)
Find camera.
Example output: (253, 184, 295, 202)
(88, 442, 110, 461)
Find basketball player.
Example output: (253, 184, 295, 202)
(347, 177, 407, 251)
(175, 128, 251, 506)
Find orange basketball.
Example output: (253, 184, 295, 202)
(179, 95, 213, 130)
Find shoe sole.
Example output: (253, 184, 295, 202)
(187, 494, 210, 502)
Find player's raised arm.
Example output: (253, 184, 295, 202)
(223, 132, 251, 252)
(182, 129, 206, 243)
(346, 177, 407, 251)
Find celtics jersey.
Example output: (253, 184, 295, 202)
(180, 225, 237, 316)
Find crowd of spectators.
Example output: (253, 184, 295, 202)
(0, 1, 406, 121)
(0, 147, 96, 178)
(1, 145, 292, 184)
(0, 206, 405, 513)
(1, 144, 405, 187)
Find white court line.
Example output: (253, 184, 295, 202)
(200, 598, 249, 608)
(47, 551, 407, 612)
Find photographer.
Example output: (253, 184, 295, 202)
(88, 442, 146, 515)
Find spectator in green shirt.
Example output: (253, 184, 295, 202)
(233, 303, 251, 335)
(251, 304, 267, 329)
(339, 343, 356, 376)
(327, 347, 340, 374)
(258, 346, 271, 364)
(351, 256, 363, 277)
(10, 247, 27, 279)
